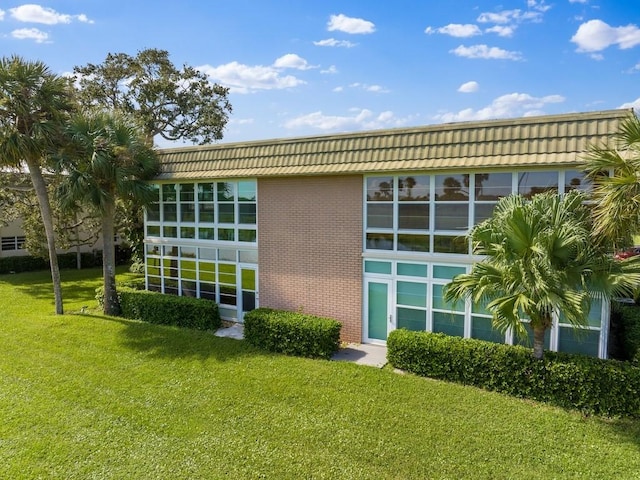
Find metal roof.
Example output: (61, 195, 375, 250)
(155, 109, 633, 181)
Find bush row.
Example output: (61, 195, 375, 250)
(387, 329, 640, 417)
(244, 308, 341, 359)
(97, 286, 221, 331)
(0, 247, 131, 275)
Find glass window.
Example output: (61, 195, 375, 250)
(179, 183, 194, 201)
(238, 181, 257, 201)
(367, 204, 393, 229)
(435, 174, 469, 201)
(147, 225, 160, 237)
(163, 203, 177, 222)
(397, 234, 429, 252)
(367, 177, 394, 201)
(198, 228, 215, 240)
(199, 203, 215, 223)
(364, 260, 392, 275)
(433, 312, 464, 337)
(433, 265, 466, 280)
(198, 183, 214, 202)
(564, 170, 590, 193)
(239, 250, 258, 264)
(518, 171, 558, 198)
(397, 281, 427, 308)
(146, 203, 160, 222)
(397, 307, 426, 331)
(433, 235, 468, 254)
(397, 263, 427, 278)
(398, 175, 429, 201)
(474, 173, 511, 200)
(474, 203, 497, 224)
(398, 204, 429, 229)
(366, 232, 394, 250)
(432, 284, 460, 311)
(218, 204, 235, 224)
(471, 316, 504, 343)
(180, 203, 195, 222)
(163, 226, 177, 238)
(162, 184, 177, 202)
(557, 327, 599, 356)
(218, 228, 235, 241)
(239, 204, 257, 224)
(239, 229, 256, 243)
(218, 182, 235, 201)
(434, 204, 468, 231)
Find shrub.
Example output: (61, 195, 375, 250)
(97, 286, 220, 331)
(387, 329, 640, 417)
(244, 308, 341, 359)
(612, 303, 640, 364)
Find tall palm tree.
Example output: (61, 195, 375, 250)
(583, 113, 640, 250)
(0, 56, 74, 314)
(444, 191, 640, 359)
(58, 111, 159, 316)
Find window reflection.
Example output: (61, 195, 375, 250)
(518, 171, 558, 198)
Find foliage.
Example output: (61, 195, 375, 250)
(0, 249, 130, 275)
(2, 269, 640, 479)
(387, 329, 640, 417)
(102, 286, 221, 331)
(0, 55, 75, 314)
(58, 110, 159, 316)
(0, 172, 102, 260)
(611, 303, 640, 364)
(583, 112, 640, 250)
(72, 48, 232, 146)
(444, 191, 640, 359)
(244, 307, 342, 359)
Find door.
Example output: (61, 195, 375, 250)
(364, 279, 393, 343)
(239, 265, 258, 322)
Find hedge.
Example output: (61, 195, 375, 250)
(387, 329, 640, 417)
(0, 246, 131, 275)
(98, 286, 221, 331)
(244, 308, 341, 359)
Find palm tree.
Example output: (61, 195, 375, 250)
(0, 56, 74, 314)
(583, 113, 640, 250)
(444, 191, 640, 359)
(58, 111, 159, 316)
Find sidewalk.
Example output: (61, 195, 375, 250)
(214, 325, 388, 368)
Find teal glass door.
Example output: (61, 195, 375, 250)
(365, 279, 391, 342)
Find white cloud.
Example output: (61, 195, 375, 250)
(9, 4, 93, 24)
(571, 19, 640, 52)
(485, 25, 514, 37)
(477, 10, 522, 24)
(451, 44, 522, 60)
(0, 9, 5, 21)
(313, 38, 356, 48)
(569, 0, 588, 3)
(425, 23, 481, 38)
(434, 92, 565, 123)
(321, 65, 338, 74)
(230, 118, 255, 125)
(333, 86, 344, 92)
(327, 14, 375, 34)
(619, 98, 640, 109)
(347, 82, 390, 93)
(458, 81, 479, 93)
(285, 108, 408, 131)
(11, 27, 49, 42)
(198, 61, 305, 94)
(273, 53, 315, 70)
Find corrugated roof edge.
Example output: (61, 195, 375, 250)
(156, 108, 635, 155)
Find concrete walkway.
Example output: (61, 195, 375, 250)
(214, 324, 388, 368)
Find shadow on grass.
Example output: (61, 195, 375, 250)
(95, 314, 264, 363)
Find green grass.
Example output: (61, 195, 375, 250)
(2, 268, 640, 479)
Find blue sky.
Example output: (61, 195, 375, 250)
(1, 1, 639, 146)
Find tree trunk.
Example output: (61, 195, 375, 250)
(532, 325, 546, 360)
(26, 158, 63, 315)
(101, 199, 121, 316)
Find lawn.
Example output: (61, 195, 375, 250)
(1, 268, 640, 479)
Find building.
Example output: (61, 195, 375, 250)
(144, 109, 633, 358)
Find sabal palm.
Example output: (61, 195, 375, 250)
(583, 113, 640, 250)
(0, 56, 73, 314)
(444, 191, 640, 359)
(59, 111, 159, 316)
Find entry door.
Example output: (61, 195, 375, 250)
(239, 265, 258, 322)
(364, 279, 394, 343)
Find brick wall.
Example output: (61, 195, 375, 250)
(258, 175, 363, 342)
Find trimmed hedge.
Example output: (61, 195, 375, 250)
(387, 329, 640, 417)
(100, 286, 221, 331)
(244, 308, 341, 359)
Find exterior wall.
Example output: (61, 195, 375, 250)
(258, 175, 363, 342)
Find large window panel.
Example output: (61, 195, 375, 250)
(398, 204, 429, 229)
(397, 307, 427, 331)
(434, 203, 469, 231)
(367, 204, 393, 229)
(518, 171, 558, 198)
(435, 174, 469, 201)
(367, 177, 394, 201)
(474, 173, 511, 200)
(398, 175, 429, 200)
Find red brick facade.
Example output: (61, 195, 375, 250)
(258, 175, 363, 342)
